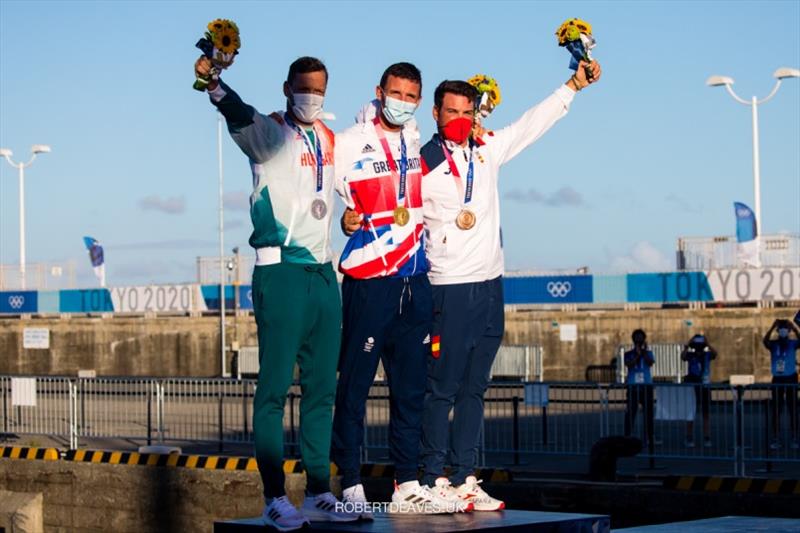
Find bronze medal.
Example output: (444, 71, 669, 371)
(456, 209, 476, 230)
(393, 206, 410, 226)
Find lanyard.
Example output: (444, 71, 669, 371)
(372, 117, 407, 207)
(439, 137, 474, 206)
(285, 113, 324, 194)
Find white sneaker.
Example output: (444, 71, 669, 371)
(453, 476, 505, 511)
(342, 483, 373, 521)
(428, 477, 473, 512)
(390, 480, 464, 514)
(302, 492, 359, 522)
(261, 496, 309, 532)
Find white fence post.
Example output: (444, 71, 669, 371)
(69, 380, 78, 450)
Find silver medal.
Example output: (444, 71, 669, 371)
(311, 198, 328, 220)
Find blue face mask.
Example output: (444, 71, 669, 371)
(778, 328, 789, 339)
(382, 95, 417, 126)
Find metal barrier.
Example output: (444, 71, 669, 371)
(490, 345, 544, 381)
(1, 376, 797, 474)
(235, 344, 544, 382)
(617, 344, 687, 383)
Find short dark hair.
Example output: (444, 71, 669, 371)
(380, 62, 422, 90)
(434, 80, 478, 109)
(632, 329, 647, 342)
(287, 56, 328, 84)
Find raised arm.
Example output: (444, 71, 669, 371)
(763, 320, 779, 349)
(680, 344, 690, 361)
(195, 56, 284, 164)
(706, 343, 718, 361)
(489, 60, 601, 166)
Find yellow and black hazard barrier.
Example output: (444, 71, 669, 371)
(1, 446, 511, 482)
(0, 446, 59, 461)
(664, 475, 800, 495)
(62, 449, 260, 471)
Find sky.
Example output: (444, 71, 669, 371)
(1, 0, 799, 288)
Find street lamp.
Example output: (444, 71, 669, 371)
(0, 144, 51, 289)
(706, 67, 800, 235)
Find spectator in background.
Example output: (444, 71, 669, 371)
(681, 334, 717, 448)
(763, 319, 800, 449)
(624, 329, 655, 446)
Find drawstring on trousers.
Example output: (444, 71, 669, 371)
(399, 277, 412, 315)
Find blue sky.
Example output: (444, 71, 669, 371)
(1, 0, 798, 287)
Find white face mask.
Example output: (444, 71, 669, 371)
(290, 92, 324, 123)
(382, 95, 418, 126)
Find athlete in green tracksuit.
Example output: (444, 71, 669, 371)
(196, 55, 355, 530)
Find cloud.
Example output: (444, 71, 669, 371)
(505, 186, 585, 207)
(608, 241, 672, 273)
(664, 193, 700, 214)
(138, 195, 186, 215)
(223, 191, 251, 212)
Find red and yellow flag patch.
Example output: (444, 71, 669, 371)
(431, 335, 441, 359)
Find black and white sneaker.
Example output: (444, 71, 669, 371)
(261, 496, 309, 532)
(302, 492, 359, 522)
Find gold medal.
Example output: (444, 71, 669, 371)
(393, 206, 410, 226)
(456, 209, 476, 230)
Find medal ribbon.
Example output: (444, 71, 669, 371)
(439, 137, 474, 207)
(372, 117, 407, 209)
(285, 113, 324, 194)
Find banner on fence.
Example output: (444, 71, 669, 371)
(524, 383, 549, 407)
(1, 267, 798, 315)
(11, 378, 37, 407)
(654, 385, 695, 421)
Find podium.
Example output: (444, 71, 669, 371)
(214, 510, 610, 532)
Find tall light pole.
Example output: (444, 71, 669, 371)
(0, 144, 51, 289)
(217, 112, 228, 378)
(706, 67, 800, 235)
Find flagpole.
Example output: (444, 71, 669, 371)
(218, 111, 227, 378)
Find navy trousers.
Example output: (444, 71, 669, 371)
(332, 274, 432, 490)
(421, 276, 504, 486)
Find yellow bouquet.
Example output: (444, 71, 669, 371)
(468, 74, 502, 118)
(193, 19, 241, 91)
(555, 18, 595, 80)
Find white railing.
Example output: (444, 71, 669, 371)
(0, 261, 77, 290)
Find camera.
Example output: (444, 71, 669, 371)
(689, 335, 707, 352)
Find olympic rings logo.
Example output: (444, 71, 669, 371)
(547, 281, 572, 298)
(8, 295, 25, 309)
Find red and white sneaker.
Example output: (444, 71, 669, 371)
(453, 476, 505, 511)
(428, 477, 474, 512)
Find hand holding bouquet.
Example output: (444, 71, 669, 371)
(467, 74, 502, 118)
(555, 18, 595, 81)
(193, 19, 241, 91)
(467, 74, 501, 141)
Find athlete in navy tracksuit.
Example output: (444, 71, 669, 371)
(418, 62, 600, 510)
(332, 63, 461, 514)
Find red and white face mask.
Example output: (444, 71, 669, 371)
(440, 117, 473, 144)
